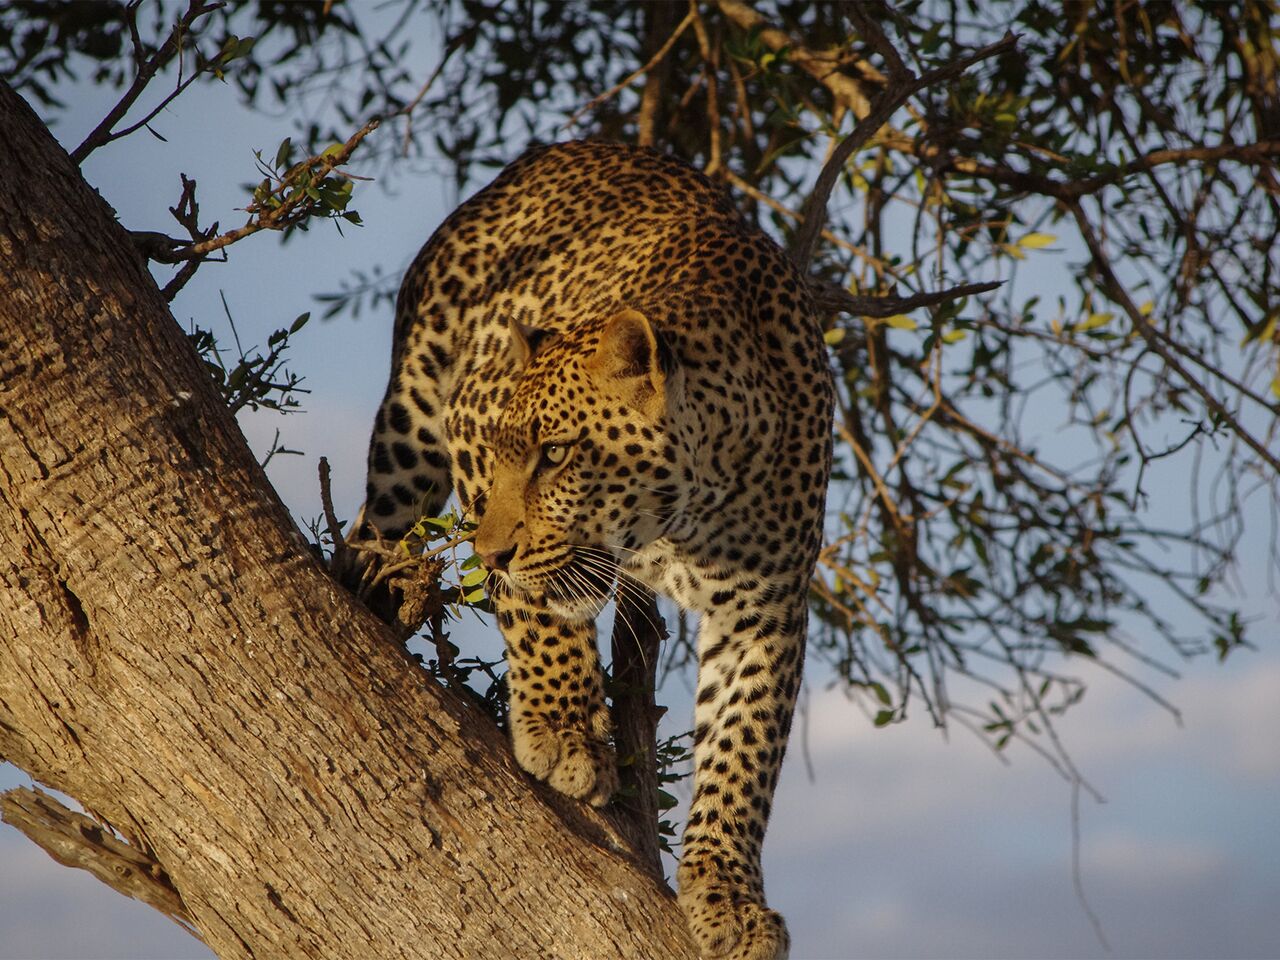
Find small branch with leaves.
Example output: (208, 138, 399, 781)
(135, 119, 381, 286)
(70, 0, 251, 164)
(187, 296, 311, 417)
(197, 119, 379, 260)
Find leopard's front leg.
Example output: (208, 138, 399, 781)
(677, 594, 806, 960)
(495, 592, 618, 807)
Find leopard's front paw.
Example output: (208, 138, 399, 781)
(677, 865, 789, 960)
(511, 716, 618, 808)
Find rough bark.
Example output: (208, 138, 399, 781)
(0, 80, 696, 960)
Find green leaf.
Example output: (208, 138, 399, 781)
(870, 681, 891, 706)
(218, 34, 257, 65)
(460, 568, 488, 587)
(1080, 312, 1114, 331)
(274, 137, 293, 171)
(290, 312, 310, 334)
(823, 328, 846, 345)
(463, 587, 487, 604)
(884, 314, 918, 330)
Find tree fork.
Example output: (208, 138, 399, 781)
(0, 81, 695, 960)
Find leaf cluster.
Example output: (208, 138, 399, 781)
(187, 305, 309, 416)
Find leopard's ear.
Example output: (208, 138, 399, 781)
(508, 318, 555, 368)
(588, 309, 681, 419)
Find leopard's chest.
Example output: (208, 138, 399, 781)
(627, 541, 749, 615)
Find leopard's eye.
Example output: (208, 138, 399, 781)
(539, 442, 570, 469)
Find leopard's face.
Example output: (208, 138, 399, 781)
(473, 311, 686, 621)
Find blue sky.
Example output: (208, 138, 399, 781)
(2, 37, 1279, 960)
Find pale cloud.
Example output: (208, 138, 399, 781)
(1084, 831, 1228, 886)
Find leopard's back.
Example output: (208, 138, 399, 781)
(366, 139, 823, 528)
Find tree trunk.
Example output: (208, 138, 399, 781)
(0, 80, 696, 960)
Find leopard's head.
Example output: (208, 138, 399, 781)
(473, 308, 687, 620)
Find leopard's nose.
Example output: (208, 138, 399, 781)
(480, 544, 517, 572)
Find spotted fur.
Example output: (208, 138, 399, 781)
(361, 140, 833, 960)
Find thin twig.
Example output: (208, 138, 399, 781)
(1068, 198, 1280, 475)
(810, 277, 1003, 318)
(318, 457, 350, 571)
(398, 27, 472, 157)
(562, 9, 695, 132)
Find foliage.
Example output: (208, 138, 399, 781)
(7, 0, 1278, 782)
(188, 302, 310, 416)
(652, 731, 694, 855)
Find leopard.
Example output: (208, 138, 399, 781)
(358, 139, 833, 960)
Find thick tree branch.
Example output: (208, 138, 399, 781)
(715, 0, 879, 118)
(0, 787, 197, 933)
(717, 2, 1280, 210)
(809, 277, 1003, 319)
(922, 138, 1280, 201)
